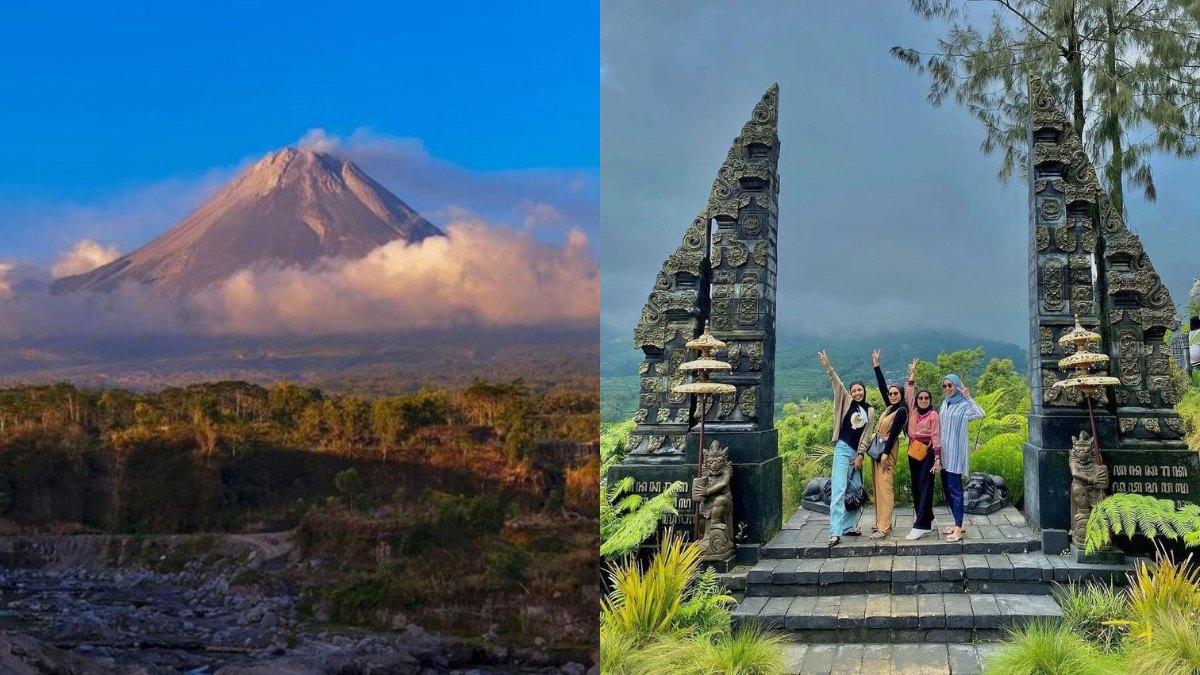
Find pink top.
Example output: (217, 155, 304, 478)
(906, 380, 942, 456)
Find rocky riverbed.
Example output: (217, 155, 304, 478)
(0, 535, 596, 674)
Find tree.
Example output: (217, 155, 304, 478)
(894, 0, 1200, 214)
(913, 347, 986, 405)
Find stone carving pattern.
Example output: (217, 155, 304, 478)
(1042, 258, 1065, 312)
(1040, 328, 1054, 355)
(747, 342, 764, 371)
(1036, 226, 1050, 252)
(738, 386, 758, 420)
(1118, 333, 1141, 387)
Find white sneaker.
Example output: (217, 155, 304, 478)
(905, 528, 931, 541)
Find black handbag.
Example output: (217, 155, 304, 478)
(867, 435, 889, 462)
(844, 466, 869, 511)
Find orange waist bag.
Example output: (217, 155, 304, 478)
(907, 439, 929, 462)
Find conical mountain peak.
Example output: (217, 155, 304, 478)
(54, 147, 444, 297)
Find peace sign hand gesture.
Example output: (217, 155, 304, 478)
(908, 358, 919, 379)
(818, 350, 830, 367)
(872, 349, 881, 367)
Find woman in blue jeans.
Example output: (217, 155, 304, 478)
(818, 350, 875, 547)
(938, 373, 985, 543)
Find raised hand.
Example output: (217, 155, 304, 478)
(872, 349, 881, 367)
(818, 350, 830, 367)
(908, 358, 918, 378)
(961, 384, 972, 398)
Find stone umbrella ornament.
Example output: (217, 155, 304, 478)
(672, 322, 737, 541)
(1053, 316, 1121, 465)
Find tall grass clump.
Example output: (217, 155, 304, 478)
(1055, 582, 1128, 652)
(629, 623, 785, 675)
(984, 620, 1113, 675)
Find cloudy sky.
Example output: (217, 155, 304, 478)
(0, 2, 598, 337)
(601, 1, 1198, 345)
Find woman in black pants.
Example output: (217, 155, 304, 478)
(904, 358, 941, 540)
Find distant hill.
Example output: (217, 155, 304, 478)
(601, 324, 1027, 423)
(0, 327, 597, 396)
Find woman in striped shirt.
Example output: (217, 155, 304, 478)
(937, 373, 985, 543)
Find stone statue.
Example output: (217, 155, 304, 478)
(965, 472, 1010, 515)
(692, 441, 734, 559)
(802, 477, 832, 513)
(1068, 431, 1109, 546)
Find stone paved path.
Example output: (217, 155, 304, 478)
(781, 642, 1003, 674)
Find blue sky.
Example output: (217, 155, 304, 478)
(0, 1, 598, 262)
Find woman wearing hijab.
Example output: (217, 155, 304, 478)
(818, 350, 874, 547)
(867, 349, 908, 539)
(937, 372, 985, 542)
(904, 359, 940, 540)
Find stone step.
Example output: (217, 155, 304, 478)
(744, 552, 1131, 596)
(781, 642, 1003, 674)
(761, 532, 1039, 559)
(731, 592, 1062, 643)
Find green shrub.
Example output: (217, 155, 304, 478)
(599, 623, 639, 675)
(483, 542, 529, 590)
(629, 624, 785, 675)
(1178, 375, 1200, 450)
(1121, 607, 1200, 675)
(1055, 582, 1128, 652)
(984, 620, 1116, 675)
(972, 432, 1025, 507)
(601, 534, 701, 640)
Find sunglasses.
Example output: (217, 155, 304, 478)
(942, 383, 955, 390)
(888, 391, 902, 397)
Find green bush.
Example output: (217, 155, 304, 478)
(1178, 374, 1200, 450)
(985, 620, 1117, 675)
(972, 432, 1026, 507)
(1056, 582, 1129, 653)
(629, 624, 785, 675)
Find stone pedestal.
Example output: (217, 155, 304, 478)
(1072, 543, 1125, 566)
(609, 428, 781, 561)
(700, 552, 737, 574)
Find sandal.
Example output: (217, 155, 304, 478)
(942, 526, 966, 535)
(828, 536, 841, 548)
(869, 531, 889, 540)
(845, 528, 861, 537)
(945, 530, 963, 543)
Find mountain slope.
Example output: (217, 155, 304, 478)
(54, 147, 442, 297)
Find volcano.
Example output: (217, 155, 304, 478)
(54, 147, 443, 297)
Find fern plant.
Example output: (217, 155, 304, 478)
(1085, 493, 1200, 554)
(600, 429, 684, 559)
(674, 566, 735, 637)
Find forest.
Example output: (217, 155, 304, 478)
(0, 377, 600, 650)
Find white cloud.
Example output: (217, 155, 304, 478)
(51, 239, 121, 279)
